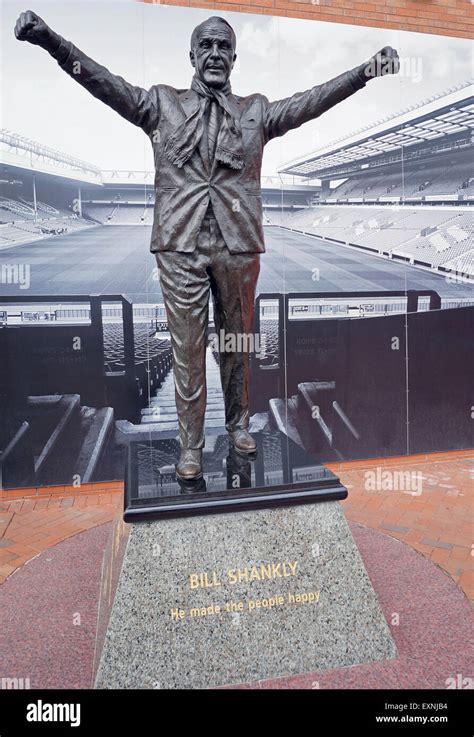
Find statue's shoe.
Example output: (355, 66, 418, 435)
(228, 428, 257, 454)
(176, 449, 203, 481)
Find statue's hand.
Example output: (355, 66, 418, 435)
(14, 10, 60, 52)
(360, 46, 400, 80)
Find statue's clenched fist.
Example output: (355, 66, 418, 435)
(361, 46, 400, 80)
(14, 10, 60, 53)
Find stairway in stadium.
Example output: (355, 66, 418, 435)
(268, 381, 358, 462)
(140, 347, 226, 431)
(0, 394, 115, 489)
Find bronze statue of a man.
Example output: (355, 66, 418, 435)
(15, 11, 399, 480)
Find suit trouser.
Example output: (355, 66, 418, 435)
(156, 213, 261, 449)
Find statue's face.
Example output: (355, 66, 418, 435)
(190, 22, 236, 88)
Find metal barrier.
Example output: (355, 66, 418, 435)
(251, 290, 473, 459)
(0, 292, 135, 369)
(0, 294, 136, 414)
(251, 289, 442, 412)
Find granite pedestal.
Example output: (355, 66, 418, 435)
(95, 431, 396, 688)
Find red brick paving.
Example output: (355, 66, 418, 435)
(328, 451, 473, 600)
(0, 487, 122, 584)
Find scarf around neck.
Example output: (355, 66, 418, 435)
(164, 74, 244, 170)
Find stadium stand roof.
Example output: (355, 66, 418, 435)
(279, 81, 474, 180)
(0, 129, 102, 185)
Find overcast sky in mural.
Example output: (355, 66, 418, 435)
(2, 1, 472, 176)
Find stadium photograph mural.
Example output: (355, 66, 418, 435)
(0, 1, 472, 492)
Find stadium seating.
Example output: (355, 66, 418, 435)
(442, 249, 474, 277)
(420, 159, 473, 196)
(83, 203, 154, 224)
(103, 322, 173, 406)
(0, 187, 100, 249)
(272, 143, 472, 278)
(0, 207, 94, 247)
(325, 152, 474, 202)
(263, 209, 308, 226)
(274, 204, 473, 277)
(82, 204, 117, 222)
(0, 197, 36, 221)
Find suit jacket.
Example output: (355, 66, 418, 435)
(51, 39, 366, 254)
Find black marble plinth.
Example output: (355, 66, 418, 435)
(124, 430, 347, 521)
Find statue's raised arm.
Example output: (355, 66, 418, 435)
(263, 46, 399, 142)
(14, 10, 158, 134)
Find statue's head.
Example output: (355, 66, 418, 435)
(190, 16, 236, 88)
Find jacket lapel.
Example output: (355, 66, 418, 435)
(177, 90, 244, 177)
(179, 90, 208, 172)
